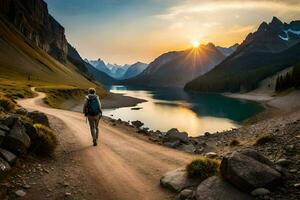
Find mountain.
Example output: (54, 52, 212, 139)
(85, 58, 111, 75)
(0, 0, 107, 94)
(106, 63, 130, 79)
(68, 46, 117, 85)
(217, 43, 239, 56)
(121, 62, 148, 79)
(185, 17, 300, 93)
(122, 43, 226, 88)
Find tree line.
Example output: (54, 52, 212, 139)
(275, 64, 300, 92)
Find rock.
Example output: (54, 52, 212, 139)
(27, 111, 49, 126)
(251, 188, 270, 196)
(163, 128, 189, 143)
(2, 120, 31, 155)
(0, 130, 6, 145)
(293, 183, 300, 188)
(0, 158, 11, 179)
(195, 176, 253, 200)
(15, 190, 26, 197)
(178, 189, 193, 200)
(163, 140, 180, 148)
(160, 168, 201, 192)
(0, 148, 17, 165)
(23, 184, 31, 189)
(15, 108, 28, 115)
(0, 124, 10, 132)
(275, 158, 291, 166)
(131, 120, 144, 128)
(0, 115, 18, 128)
(220, 150, 282, 192)
(65, 192, 71, 196)
(205, 152, 218, 158)
(204, 132, 210, 137)
(178, 144, 196, 153)
(289, 169, 297, 173)
(21, 121, 38, 146)
(240, 149, 274, 167)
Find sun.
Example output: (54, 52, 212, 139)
(191, 40, 200, 48)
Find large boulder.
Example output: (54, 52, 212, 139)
(195, 176, 253, 200)
(0, 115, 18, 128)
(21, 121, 38, 146)
(178, 144, 196, 153)
(160, 168, 202, 192)
(0, 148, 16, 165)
(0, 157, 11, 179)
(2, 120, 31, 155)
(163, 128, 189, 143)
(220, 150, 282, 192)
(27, 111, 49, 126)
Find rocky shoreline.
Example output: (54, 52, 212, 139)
(104, 108, 300, 199)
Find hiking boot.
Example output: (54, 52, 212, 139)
(93, 140, 97, 146)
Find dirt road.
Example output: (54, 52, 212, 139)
(18, 90, 194, 200)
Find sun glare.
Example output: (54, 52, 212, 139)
(191, 40, 200, 48)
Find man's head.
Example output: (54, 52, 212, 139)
(88, 88, 96, 95)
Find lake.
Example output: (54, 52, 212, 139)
(103, 85, 264, 136)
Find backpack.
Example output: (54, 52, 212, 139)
(86, 96, 101, 116)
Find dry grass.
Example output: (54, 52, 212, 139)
(0, 95, 16, 112)
(33, 124, 58, 156)
(186, 158, 219, 179)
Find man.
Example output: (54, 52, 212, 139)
(83, 88, 102, 146)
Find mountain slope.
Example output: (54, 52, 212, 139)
(0, 0, 108, 96)
(121, 62, 148, 79)
(123, 43, 226, 87)
(217, 43, 239, 56)
(185, 17, 300, 93)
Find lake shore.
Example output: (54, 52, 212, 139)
(102, 93, 147, 109)
(223, 90, 300, 112)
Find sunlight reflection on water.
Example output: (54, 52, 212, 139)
(103, 85, 262, 137)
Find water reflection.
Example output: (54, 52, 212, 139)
(103, 85, 263, 136)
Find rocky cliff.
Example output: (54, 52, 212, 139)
(0, 0, 68, 62)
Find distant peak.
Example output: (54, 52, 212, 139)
(271, 16, 283, 26)
(258, 22, 269, 31)
(207, 42, 215, 47)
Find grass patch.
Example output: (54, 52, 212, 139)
(36, 86, 87, 110)
(0, 95, 16, 112)
(186, 158, 219, 179)
(33, 124, 58, 156)
(255, 135, 275, 145)
(230, 139, 240, 146)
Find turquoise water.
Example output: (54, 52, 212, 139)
(103, 85, 264, 136)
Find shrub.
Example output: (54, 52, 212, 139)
(0, 96, 16, 112)
(230, 139, 240, 146)
(255, 135, 275, 146)
(186, 158, 219, 179)
(33, 124, 58, 156)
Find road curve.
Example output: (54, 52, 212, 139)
(18, 89, 195, 200)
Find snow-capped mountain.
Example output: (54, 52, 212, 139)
(86, 59, 147, 79)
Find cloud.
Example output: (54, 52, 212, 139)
(155, 0, 300, 20)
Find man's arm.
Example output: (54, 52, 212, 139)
(83, 98, 88, 114)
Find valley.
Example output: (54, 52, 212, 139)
(0, 0, 299, 199)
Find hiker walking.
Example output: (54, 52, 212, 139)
(83, 88, 102, 146)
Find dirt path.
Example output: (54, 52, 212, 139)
(17, 90, 194, 200)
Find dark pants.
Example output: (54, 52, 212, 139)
(87, 114, 101, 142)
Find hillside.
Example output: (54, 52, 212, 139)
(185, 17, 300, 93)
(0, 0, 108, 99)
(122, 43, 226, 88)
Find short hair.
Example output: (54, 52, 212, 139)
(88, 88, 96, 94)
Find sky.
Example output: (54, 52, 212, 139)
(45, 0, 300, 65)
